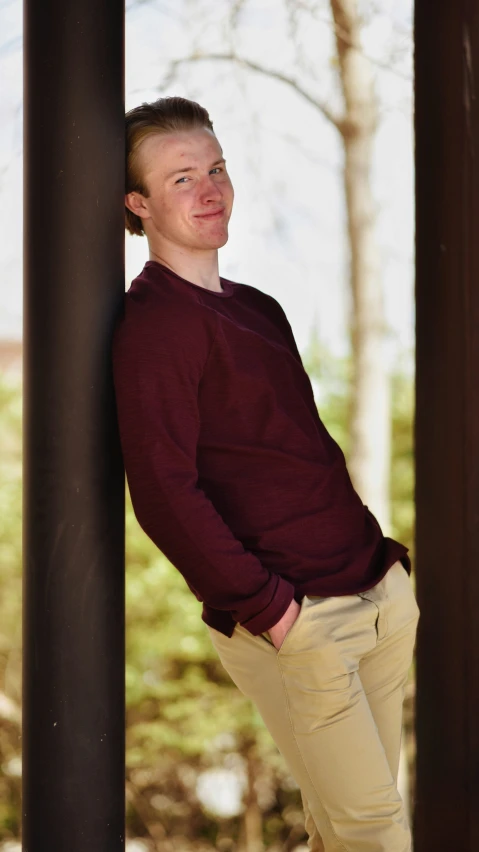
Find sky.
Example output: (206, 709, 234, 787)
(0, 0, 413, 367)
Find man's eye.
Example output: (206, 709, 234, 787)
(175, 168, 223, 184)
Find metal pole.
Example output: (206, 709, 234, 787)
(23, 0, 125, 848)
(414, 1, 479, 849)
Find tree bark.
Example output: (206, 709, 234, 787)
(331, 0, 391, 533)
(238, 751, 264, 852)
(331, 0, 408, 812)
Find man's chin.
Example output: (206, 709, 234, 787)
(217, 225, 229, 247)
(196, 231, 229, 250)
(216, 233, 229, 249)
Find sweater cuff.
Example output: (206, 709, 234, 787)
(239, 575, 295, 636)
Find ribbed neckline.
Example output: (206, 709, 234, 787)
(144, 260, 235, 298)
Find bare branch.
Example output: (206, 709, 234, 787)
(126, 0, 186, 24)
(314, 8, 412, 82)
(258, 120, 340, 173)
(160, 52, 345, 132)
(229, 0, 248, 32)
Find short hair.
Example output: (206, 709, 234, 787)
(125, 96, 215, 236)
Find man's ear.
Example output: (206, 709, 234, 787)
(125, 191, 151, 221)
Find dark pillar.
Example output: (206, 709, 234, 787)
(23, 0, 125, 849)
(414, 2, 479, 849)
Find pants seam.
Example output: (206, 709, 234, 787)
(276, 656, 349, 852)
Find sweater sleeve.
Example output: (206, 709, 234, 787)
(111, 296, 294, 636)
(263, 293, 305, 365)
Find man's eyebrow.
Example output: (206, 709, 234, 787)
(165, 157, 226, 180)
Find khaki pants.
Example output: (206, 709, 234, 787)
(207, 560, 420, 852)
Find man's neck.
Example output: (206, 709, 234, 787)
(148, 243, 223, 293)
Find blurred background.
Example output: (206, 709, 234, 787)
(0, 0, 415, 849)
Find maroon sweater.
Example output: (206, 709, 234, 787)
(112, 260, 410, 638)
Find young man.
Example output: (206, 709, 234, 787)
(112, 96, 420, 852)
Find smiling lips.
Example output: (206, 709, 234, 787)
(195, 208, 225, 220)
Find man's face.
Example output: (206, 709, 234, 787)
(129, 127, 234, 251)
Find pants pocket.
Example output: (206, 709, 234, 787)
(263, 593, 310, 654)
(385, 561, 420, 634)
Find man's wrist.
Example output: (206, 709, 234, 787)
(239, 577, 295, 636)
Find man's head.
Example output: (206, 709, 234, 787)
(125, 96, 234, 252)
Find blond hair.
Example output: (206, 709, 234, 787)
(125, 96, 215, 236)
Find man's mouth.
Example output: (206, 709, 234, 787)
(195, 208, 225, 220)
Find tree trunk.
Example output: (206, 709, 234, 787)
(331, 0, 391, 534)
(331, 0, 409, 814)
(238, 752, 264, 852)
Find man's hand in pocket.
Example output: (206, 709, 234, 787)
(267, 597, 301, 651)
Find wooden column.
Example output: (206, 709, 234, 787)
(23, 0, 125, 848)
(414, 1, 479, 849)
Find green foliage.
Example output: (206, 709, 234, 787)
(0, 380, 22, 652)
(0, 378, 22, 843)
(302, 330, 415, 556)
(125, 497, 267, 760)
(390, 370, 415, 560)
(302, 329, 352, 458)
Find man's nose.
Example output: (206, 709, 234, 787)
(198, 174, 223, 200)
